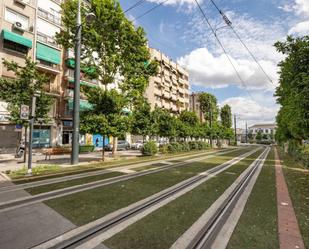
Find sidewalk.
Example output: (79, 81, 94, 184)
(275, 147, 305, 249)
(0, 150, 142, 172)
(0, 174, 76, 249)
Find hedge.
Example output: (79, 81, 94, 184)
(160, 141, 210, 154)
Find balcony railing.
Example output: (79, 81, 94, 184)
(37, 60, 61, 72)
(37, 32, 60, 48)
(38, 8, 61, 26)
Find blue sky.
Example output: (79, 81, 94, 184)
(120, 0, 309, 127)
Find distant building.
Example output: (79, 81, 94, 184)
(189, 93, 205, 123)
(248, 123, 277, 140)
(144, 48, 190, 114)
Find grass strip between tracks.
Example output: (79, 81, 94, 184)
(11, 149, 219, 183)
(278, 147, 309, 248)
(25, 148, 239, 195)
(226, 147, 279, 249)
(44, 147, 254, 226)
(103, 149, 263, 249)
(26, 172, 124, 195)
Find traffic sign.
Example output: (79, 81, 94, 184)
(20, 105, 29, 120)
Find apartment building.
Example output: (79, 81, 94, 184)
(248, 123, 277, 140)
(189, 92, 205, 122)
(0, 0, 63, 150)
(144, 48, 190, 114)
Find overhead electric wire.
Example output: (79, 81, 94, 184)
(133, 0, 170, 21)
(209, 0, 274, 85)
(193, 0, 254, 100)
(123, 0, 147, 13)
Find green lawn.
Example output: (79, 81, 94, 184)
(26, 171, 124, 195)
(26, 148, 247, 195)
(45, 147, 254, 226)
(10, 149, 223, 183)
(227, 147, 279, 249)
(104, 150, 262, 249)
(279, 148, 309, 248)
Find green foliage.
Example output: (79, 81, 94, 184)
(141, 141, 158, 156)
(131, 99, 153, 138)
(220, 104, 232, 128)
(79, 145, 95, 153)
(274, 35, 309, 142)
(256, 131, 262, 141)
(198, 92, 219, 125)
(0, 57, 52, 125)
(162, 141, 210, 154)
(287, 141, 309, 168)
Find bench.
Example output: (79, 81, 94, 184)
(43, 147, 71, 160)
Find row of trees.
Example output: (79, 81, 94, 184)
(0, 0, 234, 162)
(274, 35, 309, 144)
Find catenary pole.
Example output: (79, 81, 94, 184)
(71, 0, 81, 165)
(234, 114, 237, 145)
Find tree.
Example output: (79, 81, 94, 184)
(131, 99, 153, 141)
(256, 131, 262, 141)
(220, 104, 232, 128)
(57, 0, 157, 155)
(151, 107, 177, 140)
(274, 35, 309, 143)
(0, 58, 52, 125)
(0, 57, 52, 161)
(198, 92, 219, 146)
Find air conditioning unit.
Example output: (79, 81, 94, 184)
(13, 22, 26, 32)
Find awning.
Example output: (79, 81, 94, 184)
(1, 29, 32, 48)
(68, 79, 98, 88)
(36, 43, 61, 65)
(65, 58, 97, 75)
(68, 99, 93, 111)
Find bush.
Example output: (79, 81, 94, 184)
(197, 141, 210, 150)
(159, 144, 169, 154)
(189, 141, 199, 150)
(79, 145, 95, 153)
(167, 142, 182, 153)
(257, 140, 272, 145)
(287, 141, 309, 168)
(180, 142, 190, 152)
(142, 141, 158, 156)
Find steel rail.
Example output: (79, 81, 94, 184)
(186, 147, 270, 249)
(0, 148, 251, 213)
(32, 147, 262, 249)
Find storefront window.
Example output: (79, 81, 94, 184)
(33, 128, 51, 148)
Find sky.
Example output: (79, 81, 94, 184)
(119, 0, 309, 128)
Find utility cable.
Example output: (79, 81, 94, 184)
(209, 0, 274, 85)
(124, 0, 147, 13)
(194, 0, 255, 100)
(133, 0, 170, 21)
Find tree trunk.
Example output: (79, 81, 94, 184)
(112, 137, 118, 156)
(102, 135, 105, 161)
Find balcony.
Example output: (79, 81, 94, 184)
(37, 60, 61, 74)
(37, 32, 60, 49)
(38, 8, 61, 26)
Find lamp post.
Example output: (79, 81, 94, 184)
(71, 0, 95, 165)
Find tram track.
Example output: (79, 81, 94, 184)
(31, 147, 262, 249)
(0, 147, 249, 213)
(184, 146, 270, 249)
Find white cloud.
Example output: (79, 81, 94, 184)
(294, 0, 309, 17)
(177, 48, 278, 90)
(220, 97, 279, 127)
(288, 20, 309, 35)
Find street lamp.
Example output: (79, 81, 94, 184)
(71, 0, 95, 165)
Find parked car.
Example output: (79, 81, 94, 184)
(131, 140, 144, 150)
(104, 140, 130, 151)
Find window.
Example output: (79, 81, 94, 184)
(5, 8, 29, 29)
(3, 39, 28, 54)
